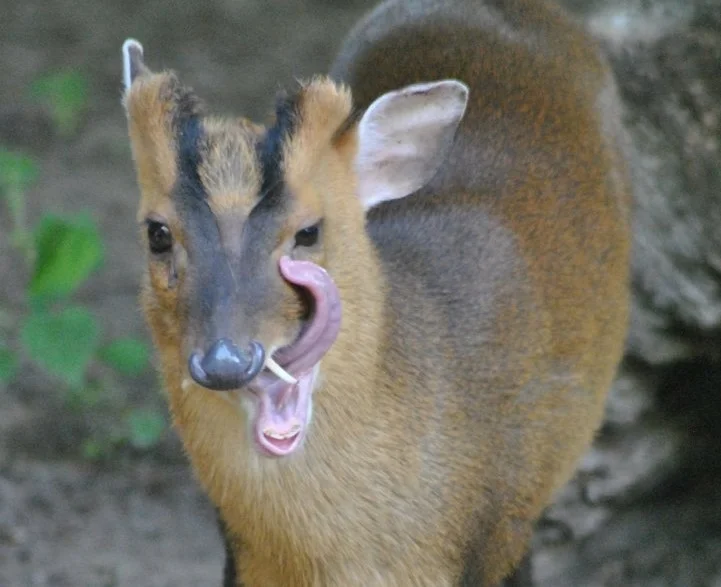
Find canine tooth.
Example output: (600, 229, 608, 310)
(265, 355, 298, 384)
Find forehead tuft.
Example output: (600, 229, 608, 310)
(196, 118, 263, 216)
(255, 77, 354, 210)
(282, 79, 354, 190)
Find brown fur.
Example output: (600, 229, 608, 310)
(123, 0, 632, 585)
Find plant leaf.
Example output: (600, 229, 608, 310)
(98, 337, 149, 377)
(30, 70, 89, 136)
(0, 346, 17, 383)
(29, 213, 104, 300)
(126, 408, 166, 449)
(20, 306, 100, 387)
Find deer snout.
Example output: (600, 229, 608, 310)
(188, 338, 266, 391)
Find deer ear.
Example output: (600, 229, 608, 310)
(354, 79, 468, 211)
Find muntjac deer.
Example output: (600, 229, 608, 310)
(121, 0, 631, 584)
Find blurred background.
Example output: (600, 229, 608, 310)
(1, 0, 720, 585)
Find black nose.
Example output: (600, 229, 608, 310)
(188, 338, 265, 391)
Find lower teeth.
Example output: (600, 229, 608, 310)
(264, 425, 301, 440)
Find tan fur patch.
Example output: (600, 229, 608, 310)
(199, 117, 263, 217)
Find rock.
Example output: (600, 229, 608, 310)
(506, 2, 721, 585)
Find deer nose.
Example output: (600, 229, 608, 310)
(188, 338, 265, 391)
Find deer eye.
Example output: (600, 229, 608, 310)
(294, 222, 321, 248)
(147, 221, 173, 254)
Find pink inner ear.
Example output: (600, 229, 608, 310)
(354, 80, 469, 212)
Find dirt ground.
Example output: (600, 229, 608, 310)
(1, 1, 370, 585)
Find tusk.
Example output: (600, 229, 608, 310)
(265, 355, 298, 384)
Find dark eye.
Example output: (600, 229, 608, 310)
(147, 221, 173, 254)
(294, 222, 320, 248)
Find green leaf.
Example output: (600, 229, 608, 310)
(98, 338, 149, 377)
(20, 306, 100, 387)
(126, 408, 166, 449)
(29, 213, 104, 300)
(30, 70, 89, 136)
(0, 346, 17, 383)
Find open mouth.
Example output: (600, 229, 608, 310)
(248, 255, 342, 457)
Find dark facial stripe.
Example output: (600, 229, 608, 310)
(176, 116, 205, 202)
(168, 76, 207, 205)
(172, 86, 300, 352)
(168, 94, 236, 344)
(254, 89, 303, 212)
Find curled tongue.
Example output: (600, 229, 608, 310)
(274, 256, 343, 373)
(251, 256, 342, 457)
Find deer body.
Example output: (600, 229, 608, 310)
(122, 0, 631, 585)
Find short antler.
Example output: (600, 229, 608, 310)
(122, 38, 145, 91)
